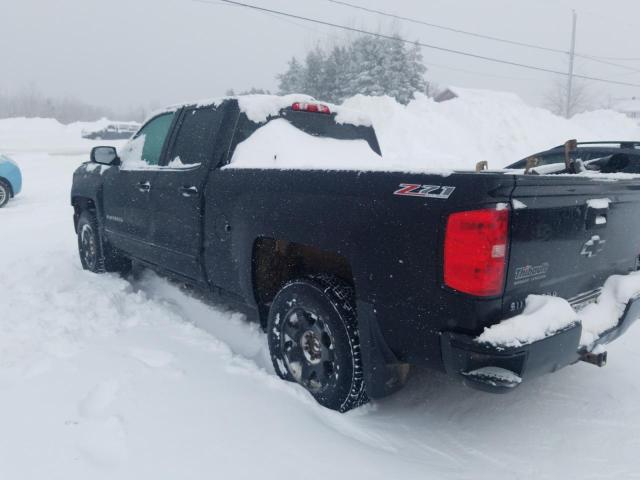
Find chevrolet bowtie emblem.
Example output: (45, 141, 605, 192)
(581, 235, 606, 258)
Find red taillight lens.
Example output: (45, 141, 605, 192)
(291, 102, 331, 114)
(444, 208, 509, 297)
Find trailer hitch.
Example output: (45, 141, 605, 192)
(580, 349, 607, 367)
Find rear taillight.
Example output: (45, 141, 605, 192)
(444, 208, 509, 297)
(291, 102, 331, 114)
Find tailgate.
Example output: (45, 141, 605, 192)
(503, 174, 640, 315)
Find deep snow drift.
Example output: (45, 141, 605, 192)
(343, 88, 640, 170)
(1, 91, 640, 479)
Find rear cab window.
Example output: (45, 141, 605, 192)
(165, 106, 225, 169)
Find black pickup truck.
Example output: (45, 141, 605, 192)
(71, 96, 640, 412)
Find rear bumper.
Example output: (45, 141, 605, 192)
(441, 295, 640, 392)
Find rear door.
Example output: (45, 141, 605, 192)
(102, 112, 176, 261)
(147, 105, 225, 281)
(503, 175, 640, 315)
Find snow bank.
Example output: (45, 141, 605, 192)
(477, 271, 640, 349)
(342, 89, 640, 170)
(4, 88, 639, 172)
(0, 117, 127, 154)
(226, 88, 640, 173)
(4, 125, 640, 479)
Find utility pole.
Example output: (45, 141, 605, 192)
(565, 10, 577, 118)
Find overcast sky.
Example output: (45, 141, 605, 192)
(2, 0, 639, 112)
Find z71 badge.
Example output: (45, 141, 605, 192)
(393, 183, 455, 199)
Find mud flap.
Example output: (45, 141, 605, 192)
(357, 300, 408, 399)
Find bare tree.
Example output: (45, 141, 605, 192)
(544, 76, 597, 118)
(0, 84, 151, 123)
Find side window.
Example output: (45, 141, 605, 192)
(167, 107, 223, 168)
(120, 112, 175, 169)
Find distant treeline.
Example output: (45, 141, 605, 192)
(0, 86, 150, 124)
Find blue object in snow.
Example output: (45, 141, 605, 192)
(0, 153, 22, 206)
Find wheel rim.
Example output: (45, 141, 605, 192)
(80, 224, 97, 269)
(281, 307, 337, 392)
(0, 185, 6, 205)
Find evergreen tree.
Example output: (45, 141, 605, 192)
(323, 45, 351, 103)
(277, 57, 305, 95)
(346, 36, 386, 98)
(405, 41, 428, 101)
(275, 34, 429, 105)
(302, 47, 327, 100)
(379, 35, 410, 103)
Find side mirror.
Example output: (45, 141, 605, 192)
(91, 146, 120, 166)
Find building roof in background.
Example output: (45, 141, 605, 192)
(434, 86, 522, 103)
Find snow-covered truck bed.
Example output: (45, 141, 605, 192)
(70, 95, 640, 410)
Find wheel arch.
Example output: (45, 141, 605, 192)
(71, 196, 97, 233)
(251, 237, 355, 327)
(0, 176, 13, 197)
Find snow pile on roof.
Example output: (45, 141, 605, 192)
(237, 94, 314, 123)
(586, 198, 611, 209)
(167, 94, 373, 127)
(227, 118, 382, 171)
(234, 94, 371, 126)
(477, 271, 640, 349)
(342, 90, 640, 170)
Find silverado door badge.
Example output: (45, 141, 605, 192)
(393, 184, 455, 199)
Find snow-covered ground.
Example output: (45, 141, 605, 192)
(1, 92, 640, 479)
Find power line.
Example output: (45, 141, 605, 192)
(200, 0, 640, 88)
(579, 55, 640, 73)
(193, 0, 531, 82)
(323, 0, 567, 55)
(322, 0, 640, 73)
(584, 54, 640, 62)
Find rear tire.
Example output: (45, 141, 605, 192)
(267, 274, 368, 412)
(0, 180, 10, 208)
(77, 210, 130, 274)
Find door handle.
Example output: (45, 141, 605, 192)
(586, 204, 609, 229)
(137, 181, 151, 192)
(179, 185, 199, 197)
